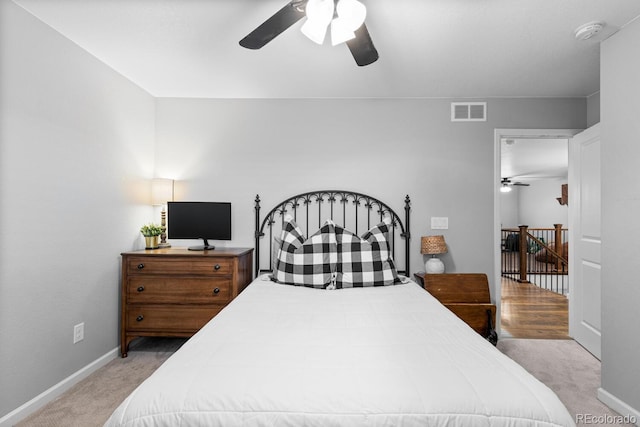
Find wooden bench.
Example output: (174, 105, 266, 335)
(414, 273, 498, 345)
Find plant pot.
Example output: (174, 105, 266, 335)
(144, 235, 159, 249)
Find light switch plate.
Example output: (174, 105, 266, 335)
(431, 217, 449, 230)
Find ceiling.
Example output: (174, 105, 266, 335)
(12, 0, 640, 99)
(501, 138, 568, 183)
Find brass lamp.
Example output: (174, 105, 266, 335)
(421, 235, 447, 274)
(151, 178, 174, 248)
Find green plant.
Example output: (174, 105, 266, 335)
(140, 223, 163, 237)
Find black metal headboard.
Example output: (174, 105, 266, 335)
(254, 190, 411, 277)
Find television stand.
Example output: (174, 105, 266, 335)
(188, 239, 216, 251)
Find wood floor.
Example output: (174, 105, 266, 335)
(501, 277, 569, 339)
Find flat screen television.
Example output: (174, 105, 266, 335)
(167, 202, 231, 251)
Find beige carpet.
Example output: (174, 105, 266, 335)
(16, 338, 186, 427)
(15, 338, 631, 426)
(497, 339, 634, 426)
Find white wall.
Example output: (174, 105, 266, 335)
(499, 187, 520, 228)
(600, 16, 640, 416)
(0, 0, 155, 419)
(155, 97, 586, 293)
(518, 178, 569, 228)
(500, 178, 568, 229)
(587, 91, 601, 127)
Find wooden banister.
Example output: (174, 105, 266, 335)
(501, 224, 569, 295)
(554, 224, 563, 271)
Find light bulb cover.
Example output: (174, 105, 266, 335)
(301, 0, 334, 44)
(330, 22, 356, 45)
(500, 185, 512, 193)
(331, 0, 366, 45)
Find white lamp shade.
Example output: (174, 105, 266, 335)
(301, 0, 334, 44)
(330, 21, 356, 45)
(151, 178, 174, 206)
(331, 0, 366, 45)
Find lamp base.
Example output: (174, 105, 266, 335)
(425, 257, 445, 274)
(158, 242, 171, 248)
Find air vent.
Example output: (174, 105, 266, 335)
(451, 102, 487, 122)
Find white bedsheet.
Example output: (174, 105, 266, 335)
(105, 277, 575, 427)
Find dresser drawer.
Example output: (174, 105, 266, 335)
(126, 305, 221, 332)
(127, 277, 231, 304)
(127, 257, 233, 275)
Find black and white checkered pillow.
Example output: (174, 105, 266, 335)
(335, 218, 400, 288)
(273, 217, 337, 289)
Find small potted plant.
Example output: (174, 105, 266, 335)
(140, 223, 163, 249)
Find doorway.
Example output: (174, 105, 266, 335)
(493, 128, 581, 339)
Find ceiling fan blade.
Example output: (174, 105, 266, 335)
(239, 0, 308, 50)
(345, 23, 379, 66)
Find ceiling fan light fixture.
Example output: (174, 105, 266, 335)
(330, 0, 366, 45)
(301, 20, 329, 44)
(330, 21, 356, 45)
(302, 0, 366, 46)
(301, 0, 334, 44)
(500, 184, 512, 193)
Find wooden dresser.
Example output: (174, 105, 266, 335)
(120, 247, 253, 357)
(414, 273, 498, 345)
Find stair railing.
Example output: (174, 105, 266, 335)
(501, 224, 568, 294)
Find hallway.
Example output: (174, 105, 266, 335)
(501, 277, 569, 339)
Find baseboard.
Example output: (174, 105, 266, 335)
(499, 329, 513, 339)
(597, 387, 640, 426)
(0, 347, 119, 427)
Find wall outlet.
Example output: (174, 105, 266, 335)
(73, 322, 84, 344)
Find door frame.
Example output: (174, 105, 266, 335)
(493, 128, 582, 337)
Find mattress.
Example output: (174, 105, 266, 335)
(105, 277, 575, 427)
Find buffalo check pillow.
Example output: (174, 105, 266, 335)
(335, 218, 400, 288)
(273, 217, 337, 289)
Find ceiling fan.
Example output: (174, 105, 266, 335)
(239, 0, 379, 66)
(501, 178, 530, 193)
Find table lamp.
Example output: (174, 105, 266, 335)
(151, 178, 174, 248)
(421, 235, 447, 274)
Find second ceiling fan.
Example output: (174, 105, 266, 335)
(239, 0, 379, 66)
(501, 178, 530, 192)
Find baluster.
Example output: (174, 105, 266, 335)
(518, 225, 529, 283)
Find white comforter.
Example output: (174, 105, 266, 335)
(105, 278, 575, 427)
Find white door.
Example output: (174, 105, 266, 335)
(568, 124, 601, 359)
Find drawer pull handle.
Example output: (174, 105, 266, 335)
(137, 263, 145, 270)
(137, 286, 145, 292)
(213, 287, 220, 294)
(136, 315, 144, 322)
(214, 264, 221, 271)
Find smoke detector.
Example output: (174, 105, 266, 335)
(574, 21, 605, 40)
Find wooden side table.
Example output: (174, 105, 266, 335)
(414, 272, 497, 345)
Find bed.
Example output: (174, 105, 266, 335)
(105, 190, 575, 427)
